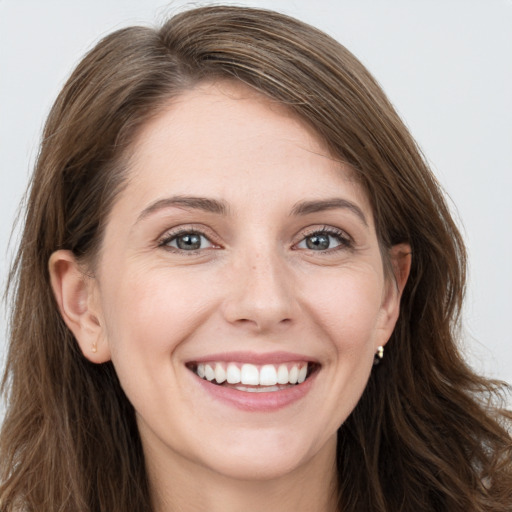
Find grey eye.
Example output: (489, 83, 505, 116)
(297, 232, 344, 251)
(306, 234, 330, 250)
(166, 232, 213, 251)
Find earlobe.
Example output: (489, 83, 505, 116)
(377, 243, 412, 346)
(48, 250, 111, 363)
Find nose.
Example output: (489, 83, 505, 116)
(221, 248, 297, 333)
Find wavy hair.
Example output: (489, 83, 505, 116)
(1, 5, 511, 511)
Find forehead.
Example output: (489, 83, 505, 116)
(121, 80, 371, 216)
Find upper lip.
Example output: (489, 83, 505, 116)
(186, 351, 319, 365)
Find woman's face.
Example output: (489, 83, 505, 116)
(77, 81, 405, 481)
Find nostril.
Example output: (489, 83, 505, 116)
(233, 316, 292, 331)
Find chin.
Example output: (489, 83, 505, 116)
(202, 450, 309, 482)
(190, 426, 334, 482)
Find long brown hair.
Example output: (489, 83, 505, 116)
(1, 6, 511, 511)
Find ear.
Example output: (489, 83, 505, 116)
(376, 243, 412, 347)
(49, 250, 111, 363)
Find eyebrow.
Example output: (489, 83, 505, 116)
(290, 198, 368, 226)
(136, 196, 229, 223)
(135, 195, 368, 227)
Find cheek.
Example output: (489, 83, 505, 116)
(303, 268, 385, 351)
(100, 265, 217, 360)
(97, 265, 219, 418)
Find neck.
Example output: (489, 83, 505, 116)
(144, 436, 339, 512)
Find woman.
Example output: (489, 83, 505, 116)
(1, 5, 510, 511)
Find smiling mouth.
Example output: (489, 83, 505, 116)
(186, 361, 319, 392)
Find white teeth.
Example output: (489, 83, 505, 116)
(214, 363, 226, 383)
(194, 361, 312, 386)
(240, 364, 259, 385)
(259, 364, 278, 386)
(297, 365, 307, 384)
(276, 364, 289, 384)
(205, 364, 215, 381)
(234, 385, 284, 393)
(226, 363, 241, 384)
(289, 366, 299, 384)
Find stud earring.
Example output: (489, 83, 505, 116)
(373, 346, 384, 365)
(91, 343, 98, 354)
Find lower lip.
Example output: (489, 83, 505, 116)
(193, 372, 317, 412)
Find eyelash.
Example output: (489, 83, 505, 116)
(295, 226, 354, 253)
(158, 228, 218, 254)
(158, 225, 354, 255)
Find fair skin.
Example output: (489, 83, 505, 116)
(50, 81, 410, 512)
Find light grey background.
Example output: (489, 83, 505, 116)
(1, 0, 511, 422)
